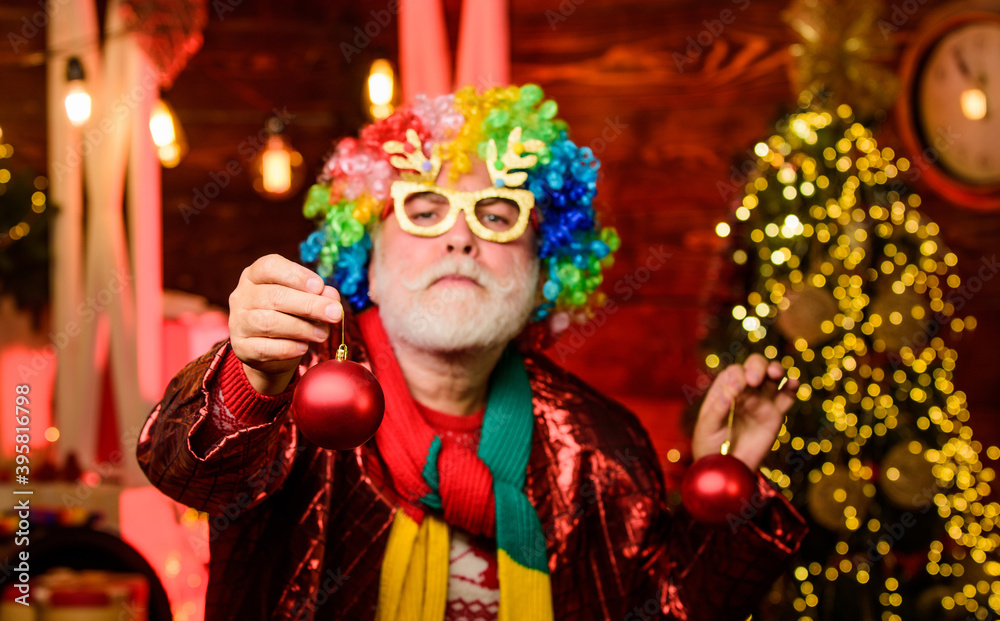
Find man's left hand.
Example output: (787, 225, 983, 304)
(691, 354, 800, 472)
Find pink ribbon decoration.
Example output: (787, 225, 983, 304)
(399, 0, 510, 103)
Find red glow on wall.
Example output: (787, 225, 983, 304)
(1, 345, 55, 460)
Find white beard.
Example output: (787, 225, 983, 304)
(370, 245, 540, 353)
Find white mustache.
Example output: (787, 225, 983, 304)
(400, 255, 492, 291)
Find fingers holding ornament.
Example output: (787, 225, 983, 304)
(683, 382, 759, 525)
(682, 370, 797, 525)
(693, 364, 746, 437)
(747, 357, 799, 416)
(741, 353, 798, 398)
(693, 359, 799, 468)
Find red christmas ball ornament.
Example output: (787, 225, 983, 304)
(681, 453, 757, 525)
(292, 349, 385, 450)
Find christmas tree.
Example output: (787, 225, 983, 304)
(0, 124, 52, 326)
(693, 1, 1000, 619)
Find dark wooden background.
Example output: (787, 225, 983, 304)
(2, 0, 998, 473)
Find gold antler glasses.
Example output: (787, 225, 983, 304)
(383, 127, 541, 243)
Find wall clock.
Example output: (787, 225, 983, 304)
(898, 1, 1000, 210)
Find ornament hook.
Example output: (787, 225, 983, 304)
(336, 318, 348, 361)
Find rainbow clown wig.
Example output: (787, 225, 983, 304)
(299, 83, 620, 336)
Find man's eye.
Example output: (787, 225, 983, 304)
(407, 208, 446, 227)
(475, 197, 520, 231)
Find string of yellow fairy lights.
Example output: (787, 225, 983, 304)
(0, 124, 49, 249)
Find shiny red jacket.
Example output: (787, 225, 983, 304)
(137, 326, 806, 620)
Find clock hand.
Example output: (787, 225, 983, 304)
(974, 64, 989, 120)
(952, 47, 976, 84)
(953, 46, 990, 120)
(981, 80, 991, 120)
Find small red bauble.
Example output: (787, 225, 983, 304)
(681, 453, 757, 525)
(291, 359, 385, 450)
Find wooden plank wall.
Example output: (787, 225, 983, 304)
(1, 0, 998, 466)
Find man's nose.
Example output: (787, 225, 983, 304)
(443, 210, 478, 256)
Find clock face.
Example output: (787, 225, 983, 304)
(917, 21, 1000, 187)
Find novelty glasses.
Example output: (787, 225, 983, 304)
(389, 180, 536, 244)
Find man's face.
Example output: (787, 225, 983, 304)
(368, 158, 541, 353)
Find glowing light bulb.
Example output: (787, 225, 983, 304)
(150, 100, 177, 147)
(64, 57, 91, 127)
(368, 59, 395, 119)
(65, 80, 91, 127)
(149, 99, 186, 167)
(262, 135, 292, 195)
(961, 88, 987, 121)
(252, 117, 305, 200)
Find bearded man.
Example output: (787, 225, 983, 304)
(138, 84, 806, 621)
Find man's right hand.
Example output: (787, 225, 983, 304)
(228, 254, 343, 395)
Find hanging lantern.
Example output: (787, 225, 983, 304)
(64, 57, 91, 127)
(149, 99, 187, 168)
(367, 58, 396, 120)
(251, 116, 305, 201)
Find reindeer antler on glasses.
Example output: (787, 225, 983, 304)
(382, 129, 442, 183)
(485, 126, 545, 188)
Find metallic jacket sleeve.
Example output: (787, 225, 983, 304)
(136, 340, 300, 516)
(520, 351, 808, 620)
(639, 469, 807, 620)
